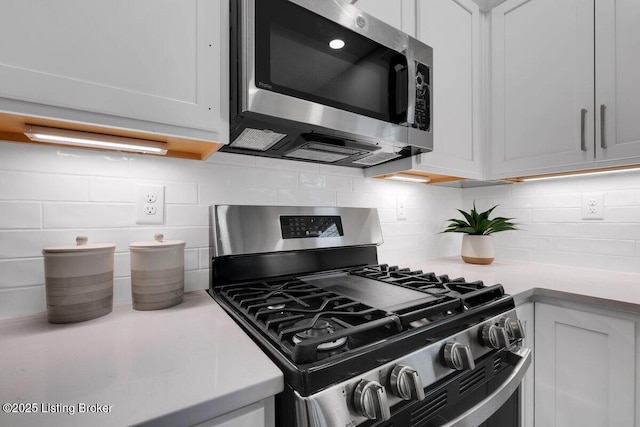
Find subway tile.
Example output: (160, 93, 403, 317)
(0, 141, 130, 177)
(495, 247, 532, 262)
(199, 248, 213, 270)
(184, 249, 199, 271)
(299, 173, 352, 192)
(532, 208, 581, 223)
(604, 206, 640, 222)
(0, 286, 46, 320)
(551, 193, 581, 208)
(253, 157, 320, 173)
(114, 252, 131, 278)
(492, 195, 552, 209)
(89, 178, 136, 202)
(185, 269, 209, 292)
(553, 238, 636, 257)
(517, 222, 579, 238)
(494, 234, 553, 251)
(336, 191, 385, 208)
(165, 182, 198, 204)
(200, 182, 277, 206)
(128, 154, 211, 182)
(43, 203, 135, 228)
(166, 205, 209, 227)
(0, 229, 132, 258)
(604, 190, 638, 207)
(277, 189, 335, 206)
(113, 277, 132, 303)
(0, 171, 88, 201)
(0, 202, 41, 229)
(318, 164, 364, 177)
(577, 223, 640, 240)
(0, 258, 44, 288)
(531, 250, 640, 273)
(128, 227, 210, 249)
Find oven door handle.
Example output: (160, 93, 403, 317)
(442, 346, 532, 427)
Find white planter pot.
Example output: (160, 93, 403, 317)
(461, 234, 495, 265)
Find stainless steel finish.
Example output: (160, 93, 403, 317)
(443, 342, 475, 371)
(600, 104, 607, 149)
(292, 309, 528, 427)
(498, 317, 525, 340)
(442, 347, 532, 427)
(213, 205, 383, 256)
(390, 365, 426, 401)
(239, 0, 433, 151)
(481, 324, 510, 349)
(581, 108, 588, 151)
(353, 380, 391, 421)
(405, 51, 417, 126)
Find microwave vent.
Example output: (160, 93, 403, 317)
(285, 148, 353, 163)
(231, 128, 287, 151)
(353, 151, 401, 166)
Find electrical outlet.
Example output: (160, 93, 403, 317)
(397, 197, 407, 220)
(136, 184, 164, 224)
(581, 193, 604, 220)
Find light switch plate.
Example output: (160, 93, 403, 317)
(397, 197, 407, 221)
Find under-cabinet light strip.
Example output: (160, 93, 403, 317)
(24, 125, 168, 155)
(384, 173, 431, 183)
(520, 166, 640, 182)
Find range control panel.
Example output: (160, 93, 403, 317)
(280, 216, 344, 239)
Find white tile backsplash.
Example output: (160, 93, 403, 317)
(5, 138, 640, 319)
(464, 169, 640, 272)
(0, 141, 460, 319)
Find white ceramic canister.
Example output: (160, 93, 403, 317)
(42, 236, 116, 324)
(129, 233, 185, 311)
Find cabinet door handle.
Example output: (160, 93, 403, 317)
(600, 104, 607, 149)
(580, 108, 588, 152)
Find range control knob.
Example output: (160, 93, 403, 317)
(481, 324, 510, 349)
(353, 379, 391, 421)
(498, 317, 525, 339)
(389, 365, 425, 401)
(443, 342, 475, 371)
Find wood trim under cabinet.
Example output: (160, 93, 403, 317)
(0, 111, 223, 160)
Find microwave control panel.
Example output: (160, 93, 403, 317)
(414, 62, 431, 132)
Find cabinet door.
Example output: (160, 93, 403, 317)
(534, 304, 635, 427)
(595, 0, 640, 166)
(489, 0, 594, 179)
(515, 303, 534, 427)
(355, 0, 416, 35)
(0, 0, 226, 143)
(417, 0, 483, 179)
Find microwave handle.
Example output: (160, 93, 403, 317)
(404, 51, 416, 126)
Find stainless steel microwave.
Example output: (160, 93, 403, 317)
(224, 0, 433, 168)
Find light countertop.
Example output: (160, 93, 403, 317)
(1, 258, 639, 426)
(0, 291, 283, 427)
(411, 257, 640, 315)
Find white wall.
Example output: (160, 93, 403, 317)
(0, 141, 461, 320)
(462, 170, 640, 273)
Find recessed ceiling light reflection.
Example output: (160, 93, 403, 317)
(329, 39, 345, 49)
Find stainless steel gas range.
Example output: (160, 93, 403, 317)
(209, 205, 531, 427)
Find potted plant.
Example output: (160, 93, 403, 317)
(442, 203, 518, 265)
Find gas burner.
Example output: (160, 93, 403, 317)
(266, 295, 288, 310)
(292, 319, 348, 351)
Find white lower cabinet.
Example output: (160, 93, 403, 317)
(193, 397, 274, 427)
(534, 303, 636, 427)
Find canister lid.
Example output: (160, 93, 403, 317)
(42, 236, 116, 253)
(129, 233, 186, 250)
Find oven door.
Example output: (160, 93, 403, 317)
(373, 346, 531, 427)
(433, 347, 531, 427)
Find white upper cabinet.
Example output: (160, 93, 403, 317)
(0, 0, 228, 158)
(490, 0, 640, 179)
(416, 0, 483, 179)
(595, 0, 640, 167)
(489, 0, 594, 178)
(355, 0, 416, 35)
(364, 0, 483, 182)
